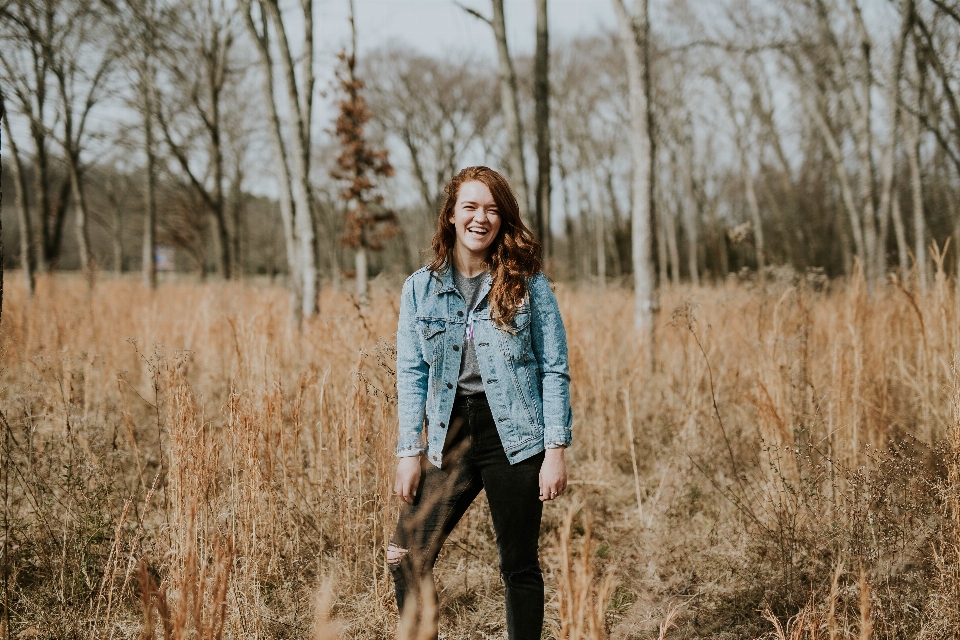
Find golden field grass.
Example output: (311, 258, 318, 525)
(0, 267, 958, 639)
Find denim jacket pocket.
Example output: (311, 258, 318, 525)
(497, 310, 533, 362)
(417, 318, 446, 364)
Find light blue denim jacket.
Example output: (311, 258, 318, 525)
(396, 265, 573, 467)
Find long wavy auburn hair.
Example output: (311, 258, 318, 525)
(428, 166, 542, 328)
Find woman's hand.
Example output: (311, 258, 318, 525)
(394, 456, 422, 504)
(539, 447, 567, 501)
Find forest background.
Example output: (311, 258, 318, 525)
(2, 0, 960, 638)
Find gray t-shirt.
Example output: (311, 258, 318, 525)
(451, 268, 487, 397)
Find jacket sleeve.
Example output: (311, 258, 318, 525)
(396, 276, 428, 457)
(529, 272, 573, 447)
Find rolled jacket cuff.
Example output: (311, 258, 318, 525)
(396, 447, 425, 458)
(543, 426, 572, 448)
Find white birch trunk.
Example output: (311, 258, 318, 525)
(262, 0, 318, 318)
(355, 246, 368, 301)
(490, 0, 530, 218)
(612, 0, 656, 367)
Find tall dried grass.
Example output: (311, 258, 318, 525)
(0, 265, 958, 638)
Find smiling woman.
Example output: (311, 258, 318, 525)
(388, 166, 572, 639)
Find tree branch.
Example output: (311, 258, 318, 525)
(453, 1, 491, 26)
(930, 0, 960, 26)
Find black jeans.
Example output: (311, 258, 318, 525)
(389, 394, 545, 640)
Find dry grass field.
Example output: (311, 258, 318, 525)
(1, 266, 959, 639)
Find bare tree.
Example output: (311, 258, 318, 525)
(458, 0, 531, 220)
(612, 0, 657, 363)
(716, 66, 765, 276)
(912, 2, 960, 279)
(240, 0, 319, 320)
(876, 0, 915, 279)
(49, 0, 117, 276)
(1, 84, 35, 295)
(106, 0, 168, 287)
(157, 0, 236, 279)
(780, 0, 880, 283)
(906, 37, 927, 290)
(240, 0, 297, 295)
(0, 0, 71, 272)
(534, 0, 551, 253)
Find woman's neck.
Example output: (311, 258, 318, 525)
(451, 245, 489, 278)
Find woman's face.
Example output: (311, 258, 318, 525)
(449, 180, 502, 261)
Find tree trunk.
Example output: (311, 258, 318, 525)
(262, 0, 319, 318)
(2, 100, 36, 296)
(680, 143, 699, 285)
(891, 192, 909, 277)
(612, 0, 656, 367)
(607, 172, 628, 275)
(907, 117, 927, 291)
(490, 0, 530, 219)
(591, 169, 606, 288)
(557, 148, 575, 280)
(534, 0, 550, 250)
(876, 1, 912, 281)
(113, 203, 123, 275)
(741, 155, 766, 276)
(854, 83, 878, 287)
(142, 58, 158, 289)
(847, 0, 879, 285)
(805, 96, 866, 263)
(0, 93, 5, 320)
(65, 148, 92, 274)
(355, 246, 368, 301)
(665, 199, 680, 287)
(209, 78, 231, 279)
(656, 195, 668, 286)
(907, 48, 928, 291)
(32, 126, 51, 273)
(241, 0, 307, 320)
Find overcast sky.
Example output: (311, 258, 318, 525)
(317, 0, 618, 62)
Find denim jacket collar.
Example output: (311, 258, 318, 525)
(432, 264, 493, 307)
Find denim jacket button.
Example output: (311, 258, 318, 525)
(452, 345, 460, 352)
(446, 382, 453, 389)
(439, 422, 445, 428)
(457, 310, 464, 317)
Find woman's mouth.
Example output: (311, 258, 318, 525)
(467, 226, 489, 239)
